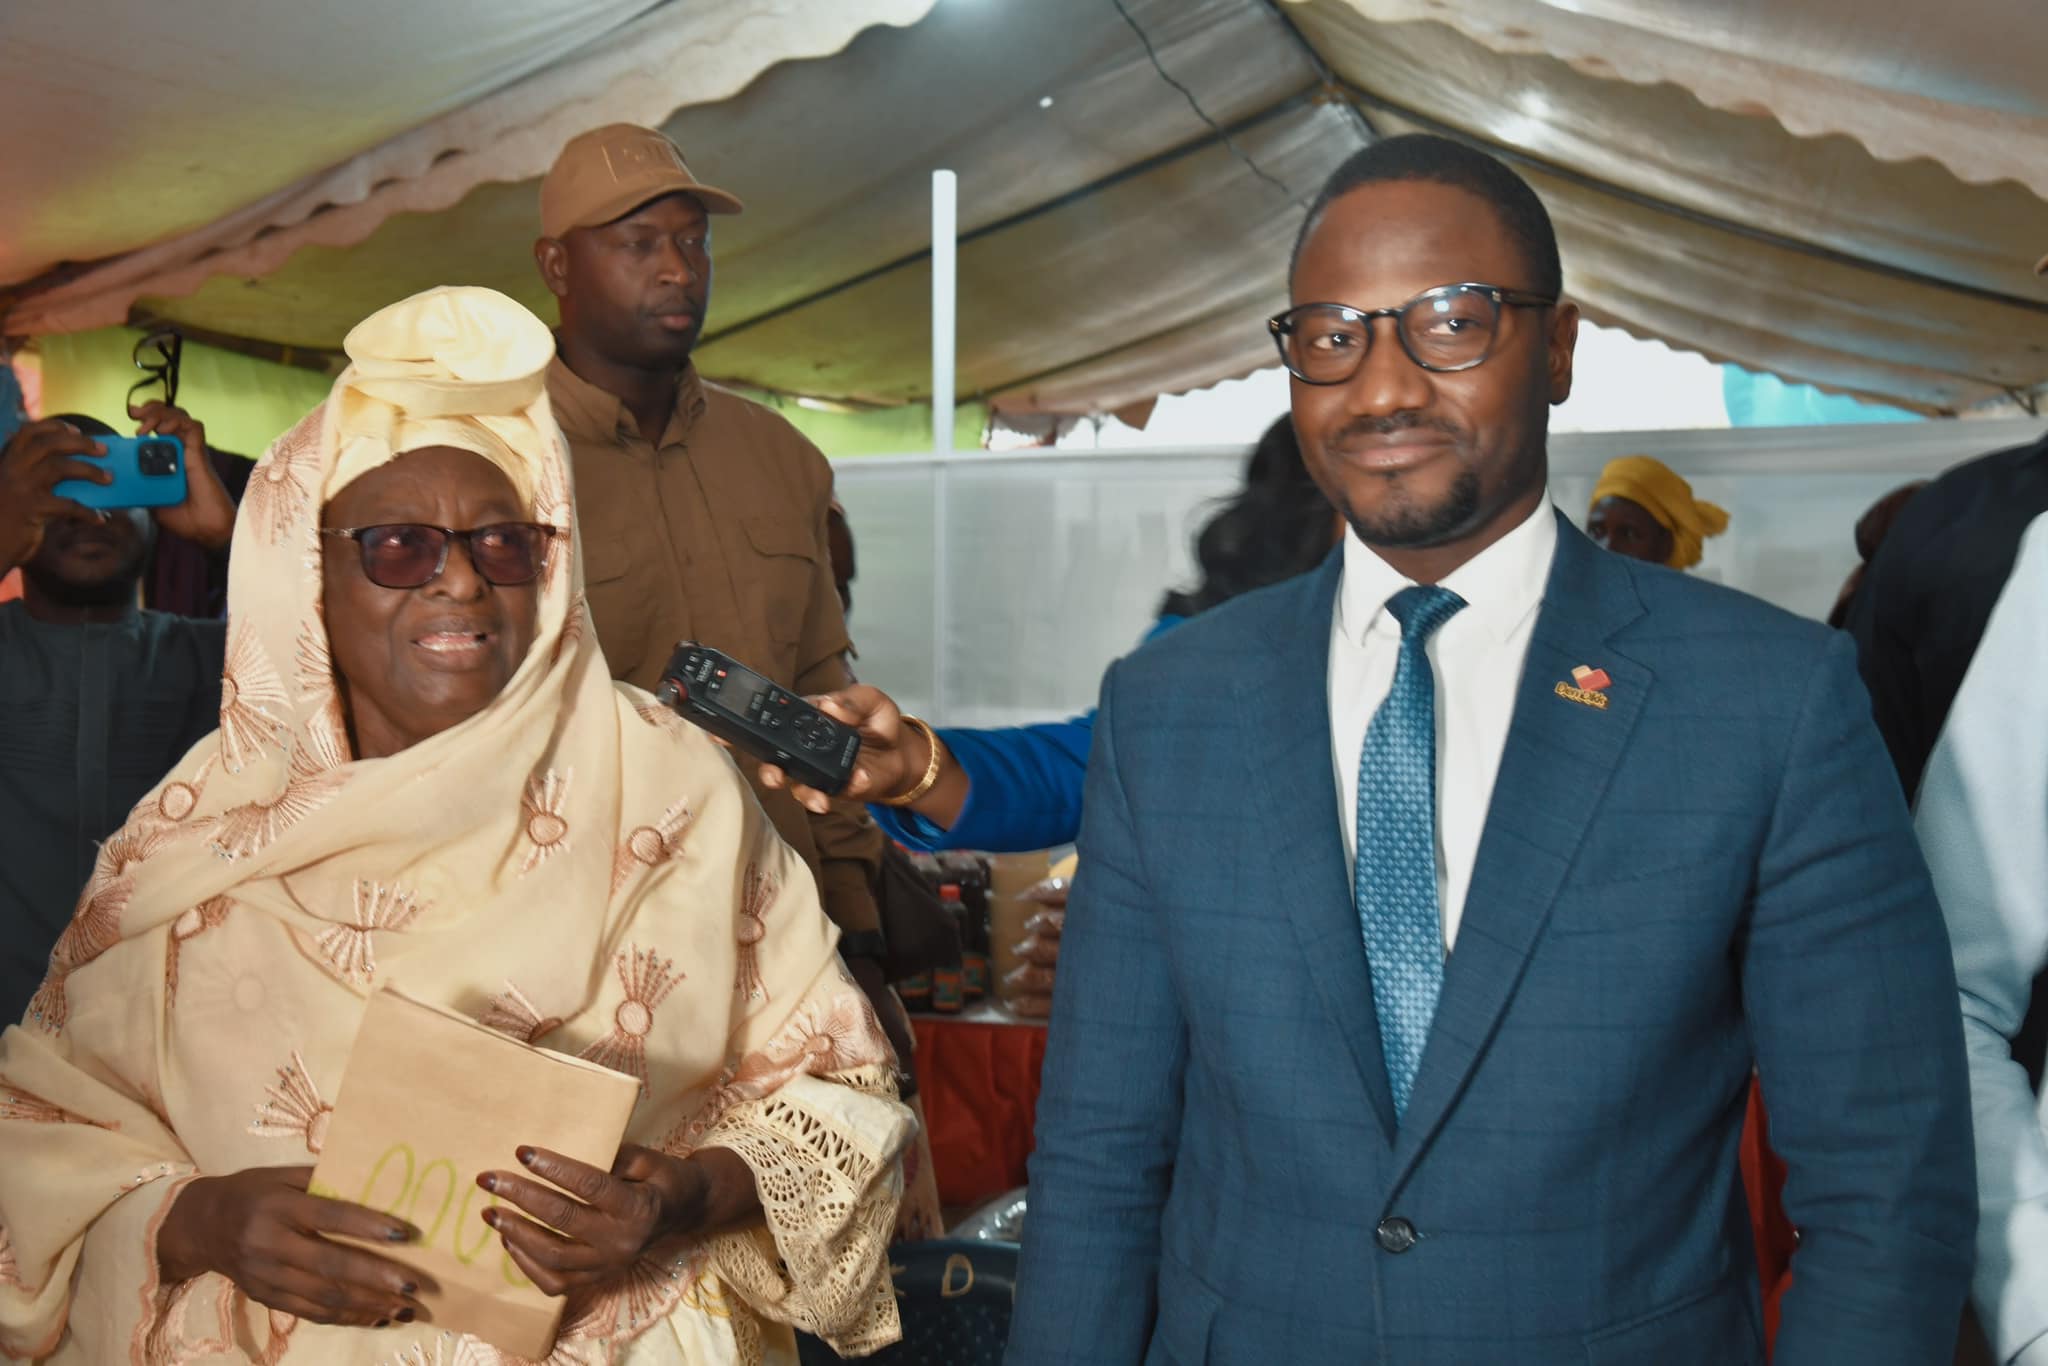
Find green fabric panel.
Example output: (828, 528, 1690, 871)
(35, 328, 331, 461)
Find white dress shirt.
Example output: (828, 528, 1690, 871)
(1330, 501, 1557, 951)
(1915, 512, 2048, 1366)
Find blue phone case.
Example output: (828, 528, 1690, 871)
(52, 434, 188, 511)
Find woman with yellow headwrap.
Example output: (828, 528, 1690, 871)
(1587, 454, 1730, 570)
(0, 287, 909, 1363)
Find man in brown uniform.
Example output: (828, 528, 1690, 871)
(532, 124, 896, 1030)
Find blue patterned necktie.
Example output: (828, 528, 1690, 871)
(1356, 584, 1466, 1122)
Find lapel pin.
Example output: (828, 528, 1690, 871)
(1555, 665, 1612, 710)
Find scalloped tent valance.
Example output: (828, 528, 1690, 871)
(4, 0, 2043, 418)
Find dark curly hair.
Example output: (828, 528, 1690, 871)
(1158, 416, 1335, 619)
(1291, 133, 1561, 298)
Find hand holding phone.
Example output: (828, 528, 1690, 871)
(52, 433, 188, 511)
(0, 419, 116, 572)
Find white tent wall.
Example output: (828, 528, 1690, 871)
(833, 417, 2048, 729)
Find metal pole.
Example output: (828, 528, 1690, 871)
(930, 169, 958, 720)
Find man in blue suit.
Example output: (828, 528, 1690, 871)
(1006, 135, 1974, 1365)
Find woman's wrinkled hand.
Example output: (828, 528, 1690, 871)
(156, 1165, 429, 1328)
(478, 1144, 701, 1297)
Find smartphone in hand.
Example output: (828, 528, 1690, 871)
(53, 434, 188, 510)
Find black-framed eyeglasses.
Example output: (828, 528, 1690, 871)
(1267, 283, 1558, 384)
(127, 329, 182, 409)
(320, 522, 560, 590)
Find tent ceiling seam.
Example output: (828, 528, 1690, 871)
(1333, 78, 2048, 321)
(695, 85, 1322, 352)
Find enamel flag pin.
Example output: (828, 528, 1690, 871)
(1554, 665, 1612, 710)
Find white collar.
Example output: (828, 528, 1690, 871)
(1335, 500, 1556, 648)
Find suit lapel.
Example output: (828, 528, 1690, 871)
(1388, 515, 1653, 1189)
(1241, 556, 1399, 1146)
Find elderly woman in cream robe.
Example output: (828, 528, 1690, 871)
(0, 287, 909, 1365)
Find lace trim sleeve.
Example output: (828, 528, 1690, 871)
(697, 1064, 911, 1357)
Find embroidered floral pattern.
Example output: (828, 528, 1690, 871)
(477, 982, 563, 1045)
(520, 768, 573, 875)
(735, 864, 777, 1002)
(165, 897, 232, 1006)
(580, 947, 683, 1091)
(243, 415, 318, 546)
(210, 742, 348, 861)
(0, 1082, 118, 1130)
(633, 698, 688, 737)
(249, 1051, 332, 1155)
(218, 625, 291, 772)
(295, 619, 351, 764)
(27, 848, 150, 1031)
(611, 797, 694, 896)
(310, 880, 425, 986)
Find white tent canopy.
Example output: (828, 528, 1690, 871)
(3, 0, 2044, 418)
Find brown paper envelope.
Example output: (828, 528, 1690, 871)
(309, 986, 641, 1359)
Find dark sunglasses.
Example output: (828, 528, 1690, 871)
(128, 329, 182, 409)
(321, 522, 559, 590)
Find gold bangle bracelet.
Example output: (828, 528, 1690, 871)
(879, 716, 944, 808)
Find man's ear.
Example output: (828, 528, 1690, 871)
(1547, 300, 1581, 406)
(534, 237, 570, 301)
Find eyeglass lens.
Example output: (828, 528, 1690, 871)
(355, 524, 551, 589)
(1281, 287, 1501, 382)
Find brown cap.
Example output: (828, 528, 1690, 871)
(540, 124, 743, 238)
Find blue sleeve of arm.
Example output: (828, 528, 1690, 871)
(1007, 664, 1185, 1364)
(866, 715, 1096, 853)
(865, 616, 1183, 853)
(1751, 632, 1976, 1365)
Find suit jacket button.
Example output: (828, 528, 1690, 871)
(1375, 1216, 1418, 1254)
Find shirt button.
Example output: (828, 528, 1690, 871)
(1375, 1216, 1419, 1254)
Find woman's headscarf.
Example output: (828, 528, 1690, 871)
(1589, 454, 1730, 570)
(0, 287, 906, 1364)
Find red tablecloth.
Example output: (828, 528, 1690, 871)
(910, 1009, 1048, 1207)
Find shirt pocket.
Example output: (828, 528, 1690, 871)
(580, 530, 654, 682)
(739, 515, 821, 663)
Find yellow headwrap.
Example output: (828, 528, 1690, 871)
(323, 285, 557, 507)
(1589, 455, 1730, 570)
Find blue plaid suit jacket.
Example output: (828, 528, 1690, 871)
(1006, 513, 1974, 1366)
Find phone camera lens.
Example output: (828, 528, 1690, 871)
(138, 440, 178, 476)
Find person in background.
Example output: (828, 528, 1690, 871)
(0, 404, 235, 1023)
(1826, 480, 1925, 629)
(1917, 510, 2048, 1366)
(1006, 133, 1971, 1364)
(531, 124, 900, 1053)
(1585, 453, 1729, 569)
(762, 416, 1339, 853)
(1846, 427, 2048, 803)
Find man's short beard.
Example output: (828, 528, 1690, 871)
(1343, 466, 1483, 549)
(26, 567, 142, 609)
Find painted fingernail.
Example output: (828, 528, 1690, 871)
(375, 1319, 390, 1329)
(387, 1225, 412, 1242)
(397, 1308, 416, 1324)
(400, 1281, 417, 1297)
(481, 1172, 498, 1192)
(483, 1208, 500, 1228)
(516, 1146, 537, 1166)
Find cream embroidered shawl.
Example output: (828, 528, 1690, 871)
(0, 287, 910, 1366)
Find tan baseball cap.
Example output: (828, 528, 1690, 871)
(539, 124, 743, 238)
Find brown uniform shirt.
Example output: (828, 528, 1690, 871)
(547, 357, 883, 934)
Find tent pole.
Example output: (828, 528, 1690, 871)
(931, 168, 958, 722)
